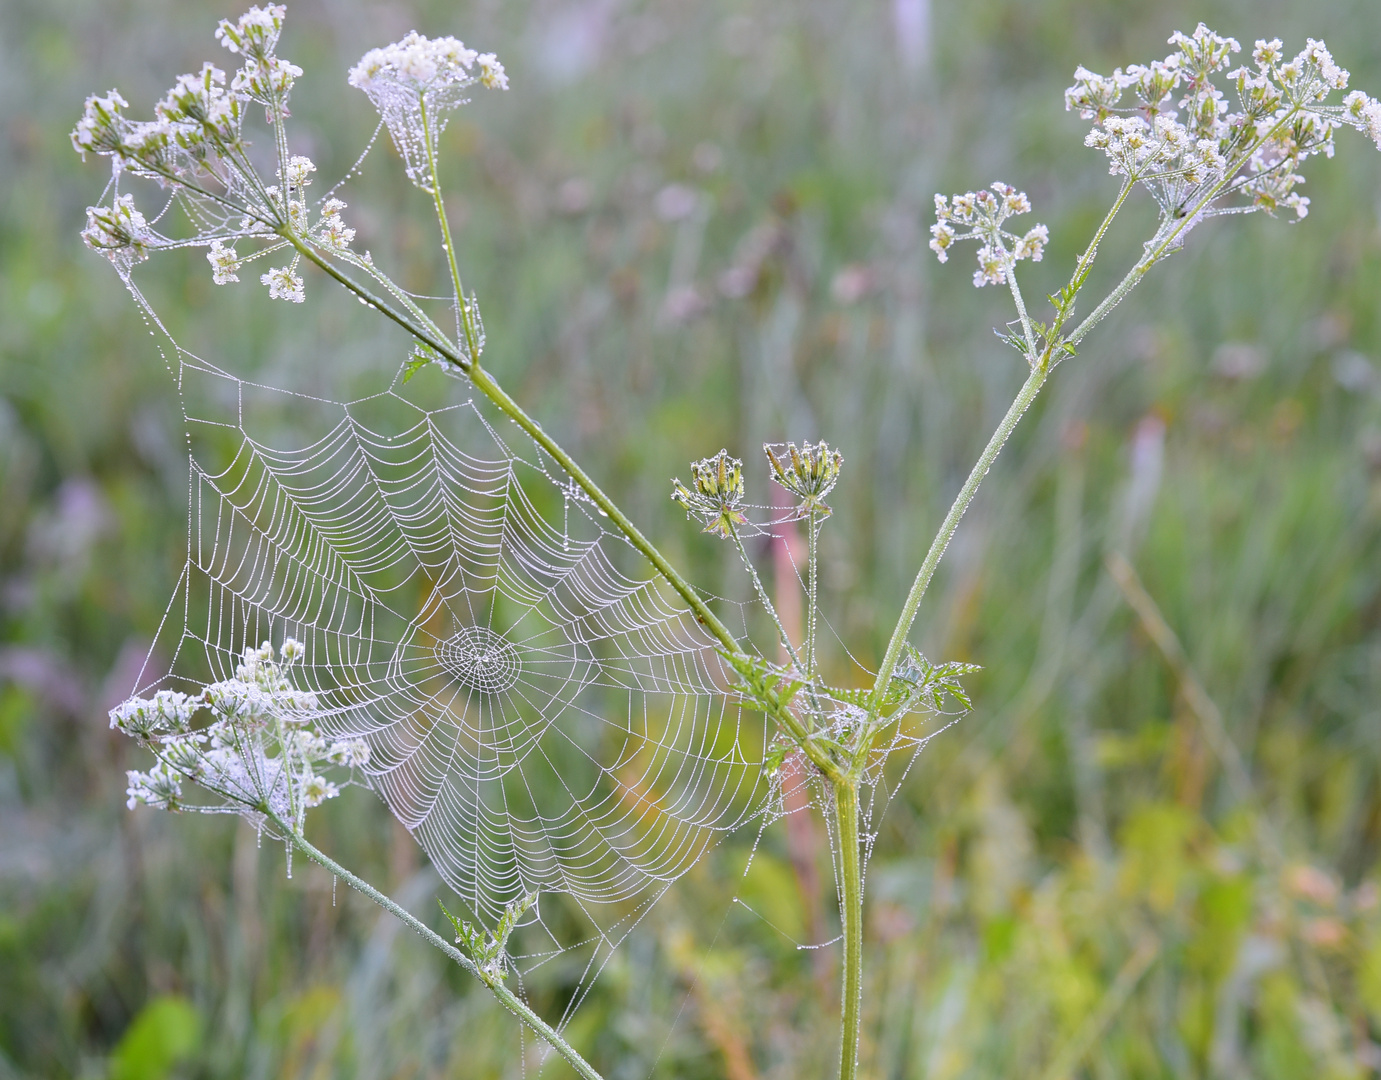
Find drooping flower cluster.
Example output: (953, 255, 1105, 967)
(71, 8, 370, 308)
(81, 194, 157, 273)
(671, 450, 748, 539)
(112, 639, 368, 836)
(765, 440, 844, 517)
(348, 31, 508, 190)
(71, 6, 297, 192)
(70, 7, 311, 289)
(1066, 25, 1381, 224)
(929, 183, 1048, 288)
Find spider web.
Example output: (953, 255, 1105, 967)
(126, 299, 779, 1011)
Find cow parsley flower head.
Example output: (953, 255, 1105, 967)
(315, 197, 355, 251)
(261, 264, 304, 302)
(282, 154, 315, 189)
(477, 53, 509, 90)
(71, 90, 131, 159)
(207, 240, 241, 284)
(348, 31, 507, 190)
(765, 440, 845, 517)
(214, 4, 285, 57)
(82, 194, 158, 273)
(111, 639, 368, 837)
(214, 7, 300, 118)
(929, 182, 1048, 287)
(1067, 26, 1380, 233)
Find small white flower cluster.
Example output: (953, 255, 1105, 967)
(214, 4, 286, 57)
(316, 198, 355, 251)
(155, 62, 243, 147)
(1066, 24, 1381, 225)
(347, 31, 508, 190)
(260, 263, 305, 302)
(71, 7, 299, 187)
(81, 193, 157, 272)
(930, 183, 1048, 288)
(218, 6, 302, 119)
(71, 7, 309, 280)
(207, 240, 241, 283)
(112, 639, 369, 832)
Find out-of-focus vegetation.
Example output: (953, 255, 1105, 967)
(5, 0, 1381, 1076)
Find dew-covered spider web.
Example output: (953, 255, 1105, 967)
(120, 302, 799, 1012)
(111, 276, 970, 1050)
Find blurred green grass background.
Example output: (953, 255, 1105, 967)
(5, 0, 1381, 1076)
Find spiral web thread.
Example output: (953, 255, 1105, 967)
(121, 294, 793, 1020)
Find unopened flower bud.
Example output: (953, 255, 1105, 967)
(671, 449, 748, 538)
(764, 440, 844, 516)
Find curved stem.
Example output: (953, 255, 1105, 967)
(806, 510, 819, 679)
(284, 241, 739, 653)
(419, 99, 482, 360)
(1004, 262, 1038, 363)
(833, 779, 864, 1080)
(729, 524, 803, 670)
(277, 817, 606, 1080)
(871, 363, 1047, 707)
(465, 364, 740, 650)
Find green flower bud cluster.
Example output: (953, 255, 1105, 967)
(671, 449, 747, 538)
(765, 440, 844, 516)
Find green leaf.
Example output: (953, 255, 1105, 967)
(717, 650, 804, 715)
(438, 899, 488, 963)
(110, 996, 202, 1080)
(403, 340, 440, 383)
(493, 891, 539, 951)
(892, 647, 980, 714)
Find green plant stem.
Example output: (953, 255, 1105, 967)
(284, 242, 738, 653)
(283, 113, 742, 657)
(728, 524, 803, 670)
(871, 362, 1047, 707)
(833, 779, 864, 1080)
(806, 509, 819, 679)
(291, 238, 841, 787)
(468, 363, 740, 647)
(420, 100, 482, 360)
(1004, 263, 1038, 362)
(276, 816, 606, 1080)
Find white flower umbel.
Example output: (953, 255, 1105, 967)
(82, 194, 159, 274)
(1065, 25, 1381, 229)
(315, 197, 355, 251)
(207, 239, 241, 283)
(216, 5, 302, 119)
(261, 262, 304, 302)
(348, 31, 508, 190)
(112, 639, 368, 839)
(930, 183, 1048, 288)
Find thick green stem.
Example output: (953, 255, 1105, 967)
(274, 818, 605, 1080)
(466, 364, 740, 650)
(834, 780, 864, 1080)
(871, 363, 1047, 707)
(284, 242, 738, 653)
